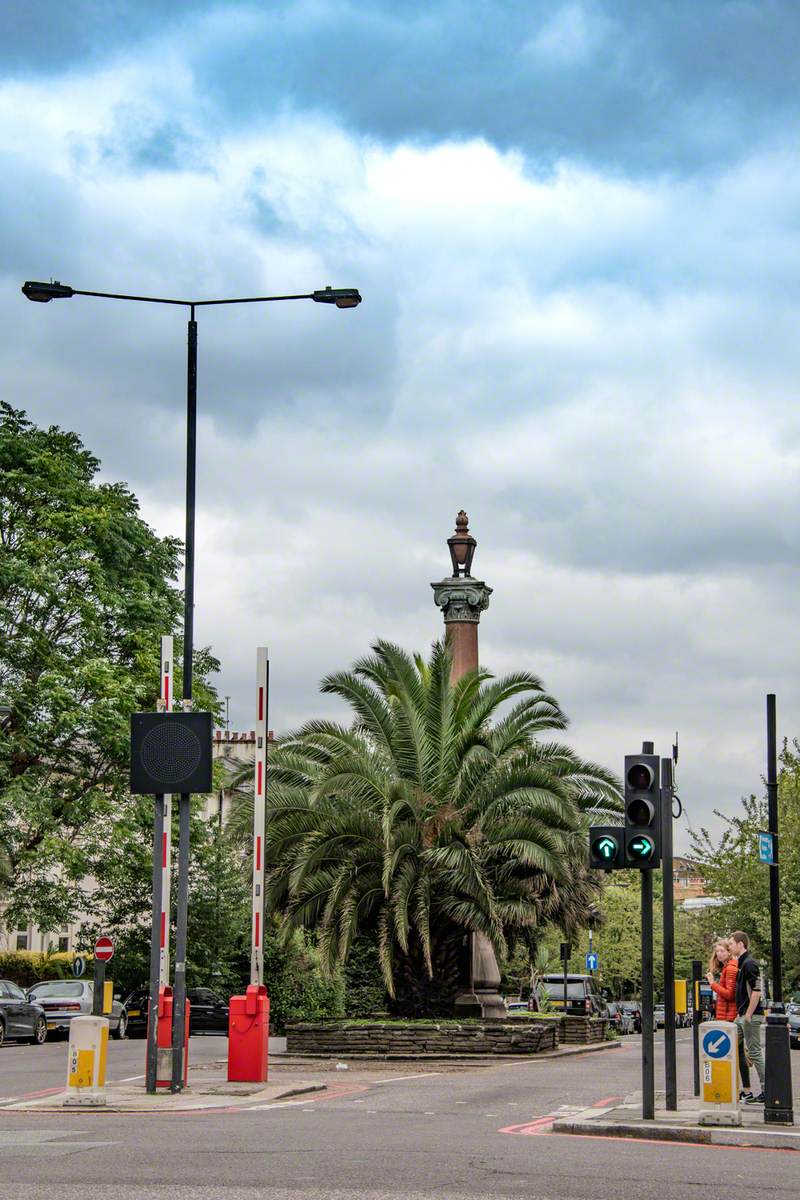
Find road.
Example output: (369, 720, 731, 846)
(1, 1029, 798, 1199)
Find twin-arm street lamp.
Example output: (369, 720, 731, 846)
(22, 276, 362, 1090)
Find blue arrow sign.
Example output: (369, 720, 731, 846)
(586, 952, 598, 971)
(702, 1030, 731, 1059)
(758, 832, 775, 865)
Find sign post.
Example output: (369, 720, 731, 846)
(159, 636, 174, 987)
(92, 937, 113, 1018)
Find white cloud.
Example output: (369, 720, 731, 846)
(3, 42, 800, 847)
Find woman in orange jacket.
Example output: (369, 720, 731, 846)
(707, 940, 751, 1098)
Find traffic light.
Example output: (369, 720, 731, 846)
(624, 753, 661, 868)
(588, 825, 624, 871)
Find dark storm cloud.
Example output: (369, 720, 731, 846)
(4, 2, 800, 174)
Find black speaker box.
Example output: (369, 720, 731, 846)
(130, 712, 213, 795)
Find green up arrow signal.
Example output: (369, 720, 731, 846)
(596, 837, 617, 859)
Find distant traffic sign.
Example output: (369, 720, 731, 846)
(758, 831, 775, 865)
(72, 955, 86, 978)
(586, 952, 599, 972)
(94, 936, 114, 963)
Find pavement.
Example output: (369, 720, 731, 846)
(552, 1089, 800, 1150)
(2, 1030, 799, 1200)
(5, 1035, 621, 1113)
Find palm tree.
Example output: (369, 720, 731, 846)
(227, 639, 620, 1015)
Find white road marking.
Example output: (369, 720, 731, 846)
(373, 1072, 442, 1084)
(118, 1074, 145, 1082)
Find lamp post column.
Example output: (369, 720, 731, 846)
(171, 310, 197, 1091)
(432, 512, 504, 1019)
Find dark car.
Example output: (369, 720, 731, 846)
(540, 974, 608, 1018)
(0, 979, 48, 1045)
(124, 986, 230, 1038)
(788, 1004, 800, 1050)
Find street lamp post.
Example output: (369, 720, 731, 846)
(22, 278, 362, 1091)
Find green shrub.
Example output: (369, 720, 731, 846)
(0, 950, 75, 987)
(343, 937, 387, 1017)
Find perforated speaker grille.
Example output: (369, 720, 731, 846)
(130, 712, 212, 794)
(140, 723, 202, 786)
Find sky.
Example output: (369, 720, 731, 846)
(3, 1, 800, 852)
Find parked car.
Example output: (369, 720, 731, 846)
(0, 979, 48, 1046)
(605, 1002, 634, 1034)
(619, 1001, 642, 1034)
(539, 975, 608, 1018)
(787, 1003, 800, 1050)
(123, 986, 230, 1038)
(27, 979, 127, 1039)
(654, 1005, 666, 1028)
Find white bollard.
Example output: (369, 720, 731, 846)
(699, 1019, 742, 1126)
(64, 1015, 109, 1107)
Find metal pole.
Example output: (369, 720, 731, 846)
(661, 757, 677, 1111)
(171, 312, 197, 1093)
(641, 870, 655, 1120)
(159, 637, 173, 988)
(763, 694, 794, 1124)
(251, 648, 269, 986)
(146, 794, 165, 1093)
(91, 959, 106, 1017)
(691, 959, 701, 1097)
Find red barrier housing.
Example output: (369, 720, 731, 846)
(147, 985, 190, 1089)
(228, 983, 269, 1082)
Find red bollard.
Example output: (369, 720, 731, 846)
(147, 986, 191, 1088)
(228, 984, 269, 1082)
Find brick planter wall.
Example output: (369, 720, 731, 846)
(286, 1018, 562, 1057)
(559, 1015, 609, 1044)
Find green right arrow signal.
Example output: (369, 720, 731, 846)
(628, 836, 655, 861)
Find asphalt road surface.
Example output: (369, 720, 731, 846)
(2, 1029, 799, 1200)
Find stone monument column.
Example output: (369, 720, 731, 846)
(432, 512, 505, 1020)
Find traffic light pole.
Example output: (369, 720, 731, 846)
(763, 694, 793, 1125)
(661, 757, 677, 1111)
(641, 869, 655, 1121)
(691, 959, 702, 1096)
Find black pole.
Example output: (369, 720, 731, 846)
(146, 794, 165, 1093)
(641, 870, 655, 1120)
(691, 959, 701, 1097)
(171, 313, 197, 1093)
(763, 694, 794, 1124)
(661, 757, 677, 1111)
(91, 959, 106, 1017)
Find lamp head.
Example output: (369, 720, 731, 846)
(312, 286, 362, 309)
(22, 280, 74, 303)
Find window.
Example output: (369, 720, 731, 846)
(15, 931, 29, 950)
(58, 936, 69, 952)
(6, 982, 25, 1000)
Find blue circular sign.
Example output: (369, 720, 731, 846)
(702, 1030, 731, 1059)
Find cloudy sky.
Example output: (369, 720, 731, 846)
(4, 1, 800, 850)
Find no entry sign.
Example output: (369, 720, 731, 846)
(94, 936, 114, 962)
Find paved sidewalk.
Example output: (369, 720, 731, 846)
(552, 1091, 800, 1151)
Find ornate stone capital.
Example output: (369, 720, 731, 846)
(431, 576, 492, 624)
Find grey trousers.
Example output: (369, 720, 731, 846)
(737, 1015, 765, 1092)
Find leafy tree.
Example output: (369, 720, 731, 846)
(228, 638, 620, 1015)
(0, 403, 218, 932)
(690, 739, 800, 993)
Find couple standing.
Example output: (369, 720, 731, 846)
(707, 931, 765, 1104)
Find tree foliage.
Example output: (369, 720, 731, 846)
(0, 403, 218, 932)
(690, 739, 800, 992)
(228, 638, 621, 1014)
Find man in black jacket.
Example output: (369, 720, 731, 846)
(730, 930, 765, 1103)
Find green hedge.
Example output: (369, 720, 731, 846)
(0, 950, 77, 987)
